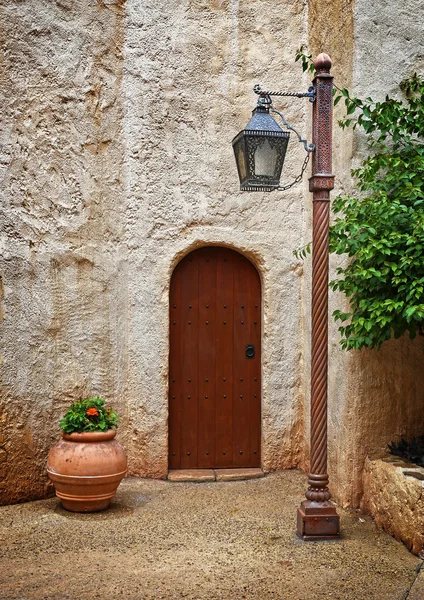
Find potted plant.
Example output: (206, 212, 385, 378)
(47, 397, 127, 512)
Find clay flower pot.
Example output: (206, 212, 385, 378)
(47, 430, 127, 512)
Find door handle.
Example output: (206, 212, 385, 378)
(245, 344, 255, 359)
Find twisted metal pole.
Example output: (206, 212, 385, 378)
(296, 54, 340, 540)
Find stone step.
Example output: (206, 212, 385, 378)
(167, 469, 215, 482)
(167, 468, 264, 483)
(215, 468, 264, 482)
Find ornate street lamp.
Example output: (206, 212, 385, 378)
(232, 86, 315, 192)
(232, 53, 340, 541)
(232, 95, 290, 192)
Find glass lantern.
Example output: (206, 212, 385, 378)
(232, 104, 290, 192)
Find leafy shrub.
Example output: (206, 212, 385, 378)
(296, 48, 424, 350)
(59, 397, 119, 434)
(388, 436, 424, 467)
(330, 76, 424, 349)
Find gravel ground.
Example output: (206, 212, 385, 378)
(0, 470, 422, 600)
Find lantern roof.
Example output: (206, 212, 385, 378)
(231, 106, 288, 149)
(244, 105, 286, 133)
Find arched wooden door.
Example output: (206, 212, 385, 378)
(169, 247, 261, 469)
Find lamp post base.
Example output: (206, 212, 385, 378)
(296, 500, 340, 541)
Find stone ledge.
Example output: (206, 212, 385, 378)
(168, 468, 264, 483)
(361, 454, 424, 556)
(408, 567, 424, 600)
(168, 470, 215, 482)
(215, 468, 264, 482)
(404, 471, 424, 481)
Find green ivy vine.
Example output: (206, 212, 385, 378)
(295, 48, 424, 350)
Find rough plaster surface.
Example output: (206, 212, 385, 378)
(326, 0, 424, 507)
(303, 0, 424, 508)
(0, 0, 423, 511)
(301, 0, 424, 510)
(0, 0, 128, 503)
(361, 455, 424, 556)
(122, 0, 310, 483)
(0, 0, 309, 504)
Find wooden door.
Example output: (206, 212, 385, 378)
(169, 247, 261, 469)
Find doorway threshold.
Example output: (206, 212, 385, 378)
(168, 468, 264, 483)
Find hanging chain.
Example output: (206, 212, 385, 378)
(277, 151, 311, 192)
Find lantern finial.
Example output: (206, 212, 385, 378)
(314, 53, 332, 73)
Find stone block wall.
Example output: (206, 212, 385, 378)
(361, 454, 424, 556)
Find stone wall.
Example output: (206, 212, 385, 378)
(0, 0, 423, 509)
(361, 454, 424, 556)
(322, 0, 424, 507)
(0, 0, 127, 503)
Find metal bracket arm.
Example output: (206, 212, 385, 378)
(254, 83, 316, 102)
(270, 108, 315, 154)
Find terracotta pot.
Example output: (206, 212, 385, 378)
(47, 430, 127, 512)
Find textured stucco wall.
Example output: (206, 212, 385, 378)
(329, 0, 424, 507)
(121, 0, 309, 480)
(1, 0, 423, 509)
(0, 0, 127, 503)
(0, 0, 310, 504)
(306, 0, 424, 507)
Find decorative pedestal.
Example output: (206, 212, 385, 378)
(297, 500, 340, 541)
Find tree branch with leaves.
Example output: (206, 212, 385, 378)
(295, 48, 424, 350)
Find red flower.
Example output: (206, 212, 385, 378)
(86, 407, 99, 417)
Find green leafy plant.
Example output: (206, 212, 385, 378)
(59, 397, 119, 434)
(293, 242, 311, 260)
(295, 47, 424, 350)
(295, 46, 316, 75)
(388, 436, 424, 467)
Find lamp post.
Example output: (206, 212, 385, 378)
(232, 53, 340, 541)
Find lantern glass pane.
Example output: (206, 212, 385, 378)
(237, 143, 247, 180)
(254, 138, 278, 177)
